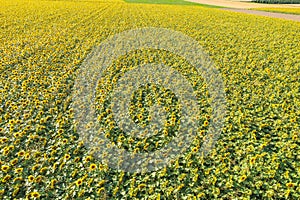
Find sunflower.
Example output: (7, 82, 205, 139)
(50, 179, 57, 189)
(25, 153, 30, 160)
(266, 190, 274, 198)
(213, 187, 220, 196)
(35, 175, 43, 183)
(1, 165, 10, 173)
(64, 154, 71, 160)
(14, 132, 22, 138)
(292, 135, 297, 141)
(15, 168, 23, 174)
(28, 175, 35, 182)
(199, 130, 205, 136)
(31, 191, 41, 198)
(14, 139, 20, 145)
(89, 163, 97, 171)
(98, 164, 105, 171)
(13, 177, 23, 182)
(137, 113, 143, 121)
(286, 182, 295, 188)
(203, 120, 209, 127)
(12, 187, 20, 197)
(74, 157, 80, 163)
(197, 192, 205, 198)
(84, 156, 92, 162)
(98, 180, 106, 187)
(192, 146, 199, 153)
(2, 175, 11, 183)
(31, 164, 40, 172)
(205, 115, 211, 120)
(162, 129, 168, 136)
(249, 157, 256, 165)
(62, 138, 68, 144)
(59, 162, 65, 170)
(78, 189, 85, 197)
(39, 167, 47, 174)
(71, 169, 78, 178)
(285, 189, 290, 199)
(0, 137, 8, 143)
(97, 187, 105, 195)
(239, 175, 247, 182)
(75, 178, 83, 187)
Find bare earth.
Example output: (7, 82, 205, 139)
(186, 0, 300, 22)
(186, 0, 300, 9)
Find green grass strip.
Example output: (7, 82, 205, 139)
(124, 0, 224, 8)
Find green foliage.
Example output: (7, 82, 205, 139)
(124, 0, 224, 7)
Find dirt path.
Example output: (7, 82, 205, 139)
(221, 8, 300, 21)
(186, 0, 300, 22)
(186, 0, 300, 9)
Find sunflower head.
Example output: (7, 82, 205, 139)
(1, 165, 10, 173)
(239, 175, 247, 182)
(75, 178, 83, 187)
(89, 163, 97, 171)
(28, 175, 35, 182)
(31, 191, 41, 198)
(286, 182, 295, 188)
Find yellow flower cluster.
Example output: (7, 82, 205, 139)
(0, 0, 299, 199)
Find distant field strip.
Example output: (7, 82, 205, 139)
(252, 0, 300, 3)
(187, 0, 300, 8)
(222, 8, 300, 21)
(254, 7, 300, 14)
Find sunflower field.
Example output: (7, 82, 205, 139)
(254, 7, 300, 15)
(0, 0, 299, 199)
